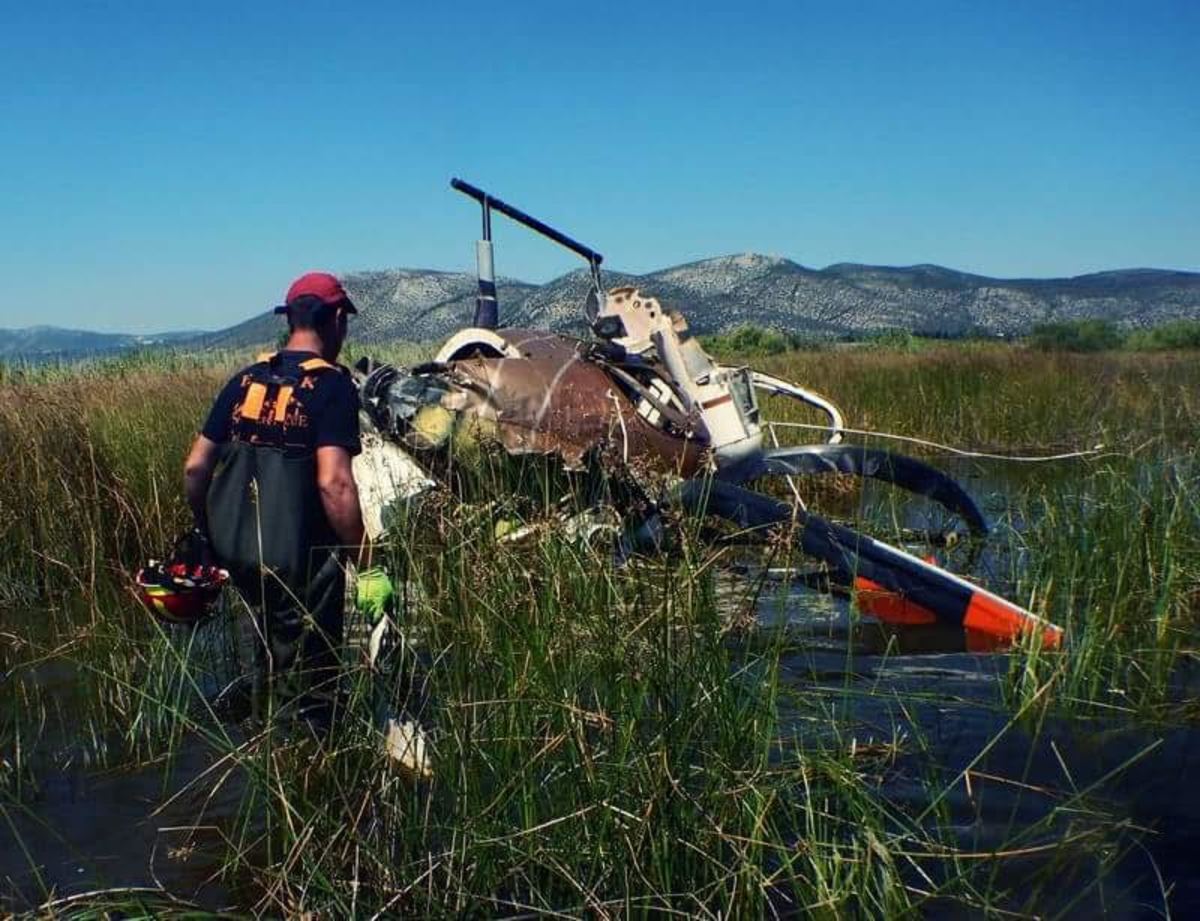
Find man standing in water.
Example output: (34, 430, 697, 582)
(182, 271, 392, 734)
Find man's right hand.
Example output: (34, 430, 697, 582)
(316, 444, 367, 553)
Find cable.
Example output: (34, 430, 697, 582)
(766, 421, 1104, 462)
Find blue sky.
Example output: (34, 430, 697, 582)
(1, 0, 1197, 332)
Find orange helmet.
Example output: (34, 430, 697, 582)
(135, 531, 229, 627)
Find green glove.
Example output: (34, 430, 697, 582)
(356, 566, 395, 620)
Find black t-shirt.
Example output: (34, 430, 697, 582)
(202, 350, 361, 456)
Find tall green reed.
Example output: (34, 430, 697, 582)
(0, 342, 1189, 914)
(999, 456, 1199, 717)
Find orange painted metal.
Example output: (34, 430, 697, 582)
(853, 574, 939, 625)
(239, 383, 267, 421)
(963, 592, 1063, 650)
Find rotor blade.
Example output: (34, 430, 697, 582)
(451, 178, 604, 266)
(670, 479, 1060, 647)
(751, 444, 989, 537)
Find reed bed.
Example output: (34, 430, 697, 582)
(1, 342, 1196, 915)
(758, 344, 1199, 451)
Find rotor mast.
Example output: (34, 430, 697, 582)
(451, 178, 605, 329)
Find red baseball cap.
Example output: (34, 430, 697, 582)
(274, 271, 358, 314)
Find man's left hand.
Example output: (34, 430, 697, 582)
(356, 566, 395, 620)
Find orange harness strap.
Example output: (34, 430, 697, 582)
(236, 356, 336, 424)
(273, 385, 294, 423)
(299, 357, 337, 372)
(239, 382, 268, 420)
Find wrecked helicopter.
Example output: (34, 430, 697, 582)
(349, 178, 1063, 651)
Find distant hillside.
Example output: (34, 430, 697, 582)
(0, 326, 199, 362)
(193, 269, 537, 350)
(4, 257, 1199, 358)
(198, 257, 1200, 349)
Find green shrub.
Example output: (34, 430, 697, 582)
(1125, 319, 1200, 351)
(862, 327, 923, 351)
(1028, 319, 1124, 352)
(702, 324, 817, 358)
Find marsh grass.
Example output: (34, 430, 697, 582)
(12, 513, 1135, 916)
(997, 456, 1199, 718)
(1, 342, 1196, 914)
(757, 344, 1200, 451)
(754, 344, 1199, 718)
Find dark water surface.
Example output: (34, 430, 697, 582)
(6, 598, 1197, 917)
(0, 632, 253, 913)
(1, 728, 244, 911)
(763, 588, 1200, 917)
(3, 457, 1198, 916)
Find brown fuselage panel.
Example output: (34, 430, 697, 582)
(447, 329, 703, 477)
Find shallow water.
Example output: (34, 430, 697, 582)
(726, 452, 1200, 915)
(0, 730, 243, 911)
(4, 612, 1197, 915)
(3, 455, 1198, 915)
(746, 566, 1200, 917)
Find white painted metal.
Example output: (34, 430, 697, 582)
(433, 328, 522, 363)
(352, 432, 436, 540)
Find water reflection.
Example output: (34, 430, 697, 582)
(0, 686, 245, 911)
(4, 449, 1197, 916)
(737, 552, 1200, 918)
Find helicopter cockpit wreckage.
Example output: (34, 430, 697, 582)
(351, 179, 1063, 651)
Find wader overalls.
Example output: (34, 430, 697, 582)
(206, 352, 349, 726)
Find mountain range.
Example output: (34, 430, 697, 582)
(0, 326, 201, 361)
(5, 255, 1199, 359)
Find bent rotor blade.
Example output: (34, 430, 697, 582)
(749, 444, 989, 537)
(670, 479, 1061, 648)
